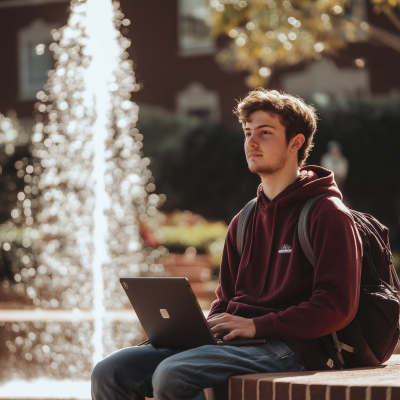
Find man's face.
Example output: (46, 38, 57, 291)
(244, 110, 289, 176)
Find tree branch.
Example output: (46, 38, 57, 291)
(344, 16, 400, 54)
(383, 7, 400, 33)
(367, 24, 400, 53)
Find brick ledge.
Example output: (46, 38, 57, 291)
(205, 354, 400, 400)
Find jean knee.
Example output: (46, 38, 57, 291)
(152, 357, 184, 396)
(91, 358, 110, 399)
(92, 356, 112, 388)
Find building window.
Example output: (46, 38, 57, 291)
(18, 19, 57, 100)
(176, 82, 220, 122)
(178, 0, 215, 56)
(344, 0, 368, 41)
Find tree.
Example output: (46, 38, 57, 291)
(209, 0, 400, 87)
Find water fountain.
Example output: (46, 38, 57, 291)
(0, 0, 165, 396)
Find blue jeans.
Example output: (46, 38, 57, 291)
(91, 339, 305, 400)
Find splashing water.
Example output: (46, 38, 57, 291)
(2, 0, 166, 382)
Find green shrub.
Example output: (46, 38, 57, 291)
(0, 112, 32, 224)
(0, 221, 40, 285)
(154, 211, 228, 267)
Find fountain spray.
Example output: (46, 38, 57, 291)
(20, 0, 166, 371)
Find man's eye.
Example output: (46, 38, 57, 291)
(262, 130, 269, 135)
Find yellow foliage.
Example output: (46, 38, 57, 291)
(209, 0, 394, 87)
(371, 0, 400, 5)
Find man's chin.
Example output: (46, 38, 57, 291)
(248, 165, 260, 174)
(248, 161, 267, 174)
(247, 151, 287, 176)
(248, 163, 284, 176)
(249, 166, 267, 175)
(247, 160, 263, 173)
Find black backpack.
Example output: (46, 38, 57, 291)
(236, 194, 400, 369)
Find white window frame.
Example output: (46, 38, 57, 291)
(343, 0, 368, 42)
(18, 19, 58, 101)
(178, 0, 215, 57)
(176, 82, 220, 122)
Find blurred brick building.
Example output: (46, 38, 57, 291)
(0, 0, 400, 126)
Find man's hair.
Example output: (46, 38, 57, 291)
(234, 89, 318, 167)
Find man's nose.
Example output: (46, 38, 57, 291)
(247, 132, 258, 147)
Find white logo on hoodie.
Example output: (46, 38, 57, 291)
(278, 244, 292, 253)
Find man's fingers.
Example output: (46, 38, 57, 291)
(208, 313, 229, 320)
(223, 329, 242, 341)
(208, 313, 228, 320)
(210, 322, 233, 333)
(207, 314, 256, 340)
(207, 314, 231, 327)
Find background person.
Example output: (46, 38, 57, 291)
(320, 140, 349, 191)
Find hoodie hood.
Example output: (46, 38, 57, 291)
(244, 166, 342, 269)
(256, 165, 342, 209)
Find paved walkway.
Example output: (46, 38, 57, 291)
(0, 379, 91, 399)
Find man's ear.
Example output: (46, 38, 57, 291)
(290, 134, 305, 152)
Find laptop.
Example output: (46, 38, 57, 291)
(120, 277, 266, 348)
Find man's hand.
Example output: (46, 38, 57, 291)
(207, 313, 256, 341)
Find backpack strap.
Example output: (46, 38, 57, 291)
(297, 194, 331, 266)
(236, 198, 257, 258)
(298, 194, 354, 368)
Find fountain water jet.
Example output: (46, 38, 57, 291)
(84, 0, 119, 365)
(0, 0, 166, 384)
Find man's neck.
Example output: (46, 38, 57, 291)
(260, 165, 300, 201)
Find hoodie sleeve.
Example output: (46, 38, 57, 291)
(207, 216, 240, 320)
(252, 208, 362, 340)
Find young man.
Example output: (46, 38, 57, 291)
(91, 89, 362, 400)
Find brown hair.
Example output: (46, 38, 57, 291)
(234, 88, 318, 166)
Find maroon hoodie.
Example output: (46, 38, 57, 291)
(208, 166, 363, 368)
